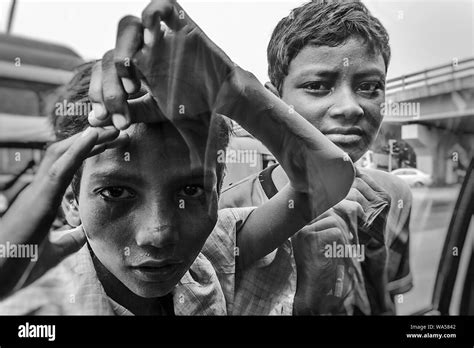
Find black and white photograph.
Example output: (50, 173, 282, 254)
(0, 0, 472, 345)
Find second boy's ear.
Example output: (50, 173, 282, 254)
(264, 82, 281, 98)
(62, 186, 81, 227)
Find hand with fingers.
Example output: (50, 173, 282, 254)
(87, 0, 355, 213)
(291, 170, 392, 315)
(344, 169, 393, 314)
(291, 211, 364, 315)
(84, 0, 355, 273)
(318, 169, 393, 314)
(0, 127, 129, 298)
(88, 0, 238, 130)
(335, 169, 391, 234)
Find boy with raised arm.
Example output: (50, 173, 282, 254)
(0, 0, 353, 315)
(220, 0, 413, 315)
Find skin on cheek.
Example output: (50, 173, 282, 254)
(279, 39, 386, 162)
(76, 173, 133, 275)
(82, 203, 129, 243)
(70, 121, 226, 297)
(175, 192, 219, 261)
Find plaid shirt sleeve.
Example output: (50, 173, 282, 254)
(203, 206, 298, 315)
(220, 165, 414, 315)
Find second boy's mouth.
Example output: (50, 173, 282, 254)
(323, 127, 365, 146)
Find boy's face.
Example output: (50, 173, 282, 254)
(280, 37, 386, 162)
(77, 120, 219, 298)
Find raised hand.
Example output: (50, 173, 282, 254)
(0, 127, 128, 297)
(291, 211, 369, 315)
(88, 0, 237, 129)
(291, 169, 392, 315)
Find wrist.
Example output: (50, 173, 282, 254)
(214, 66, 271, 121)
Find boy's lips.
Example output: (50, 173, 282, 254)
(130, 260, 183, 282)
(326, 133, 362, 144)
(323, 127, 365, 145)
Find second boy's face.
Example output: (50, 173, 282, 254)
(77, 120, 219, 298)
(280, 37, 386, 162)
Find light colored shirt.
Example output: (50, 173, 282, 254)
(0, 207, 296, 315)
(219, 164, 413, 315)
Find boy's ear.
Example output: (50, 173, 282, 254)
(62, 186, 81, 227)
(264, 82, 281, 98)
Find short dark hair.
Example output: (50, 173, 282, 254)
(267, 0, 391, 91)
(49, 61, 232, 199)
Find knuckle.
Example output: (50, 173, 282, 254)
(102, 92, 125, 110)
(323, 212, 340, 224)
(349, 202, 361, 215)
(47, 164, 62, 182)
(327, 227, 344, 239)
(350, 188, 362, 200)
(46, 143, 62, 159)
(314, 229, 344, 248)
(326, 215, 340, 226)
(295, 229, 317, 244)
(356, 191, 365, 201)
(346, 188, 357, 199)
(103, 93, 119, 103)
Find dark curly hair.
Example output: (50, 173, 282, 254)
(267, 0, 391, 91)
(49, 61, 232, 199)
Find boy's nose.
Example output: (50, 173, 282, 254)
(328, 88, 364, 121)
(135, 206, 179, 248)
(135, 224, 178, 249)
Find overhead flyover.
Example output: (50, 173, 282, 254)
(382, 58, 474, 184)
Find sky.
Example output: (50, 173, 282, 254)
(0, 0, 473, 82)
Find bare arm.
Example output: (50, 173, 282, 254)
(218, 69, 354, 268)
(87, 0, 355, 269)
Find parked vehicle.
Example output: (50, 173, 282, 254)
(391, 167, 433, 187)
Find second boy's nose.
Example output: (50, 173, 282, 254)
(328, 87, 364, 122)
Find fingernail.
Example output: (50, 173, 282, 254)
(88, 110, 95, 120)
(144, 29, 154, 46)
(92, 103, 107, 120)
(112, 114, 128, 130)
(121, 78, 136, 94)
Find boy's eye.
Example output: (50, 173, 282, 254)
(357, 82, 384, 96)
(99, 187, 136, 200)
(178, 185, 204, 198)
(303, 82, 332, 94)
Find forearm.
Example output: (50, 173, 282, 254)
(217, 67, 355, 216)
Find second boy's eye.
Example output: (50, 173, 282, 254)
(178, 185, 205, 198)
(303, 81, 332, 94)
(99, 187, 136, 200)
(357, 82, 384, 96)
